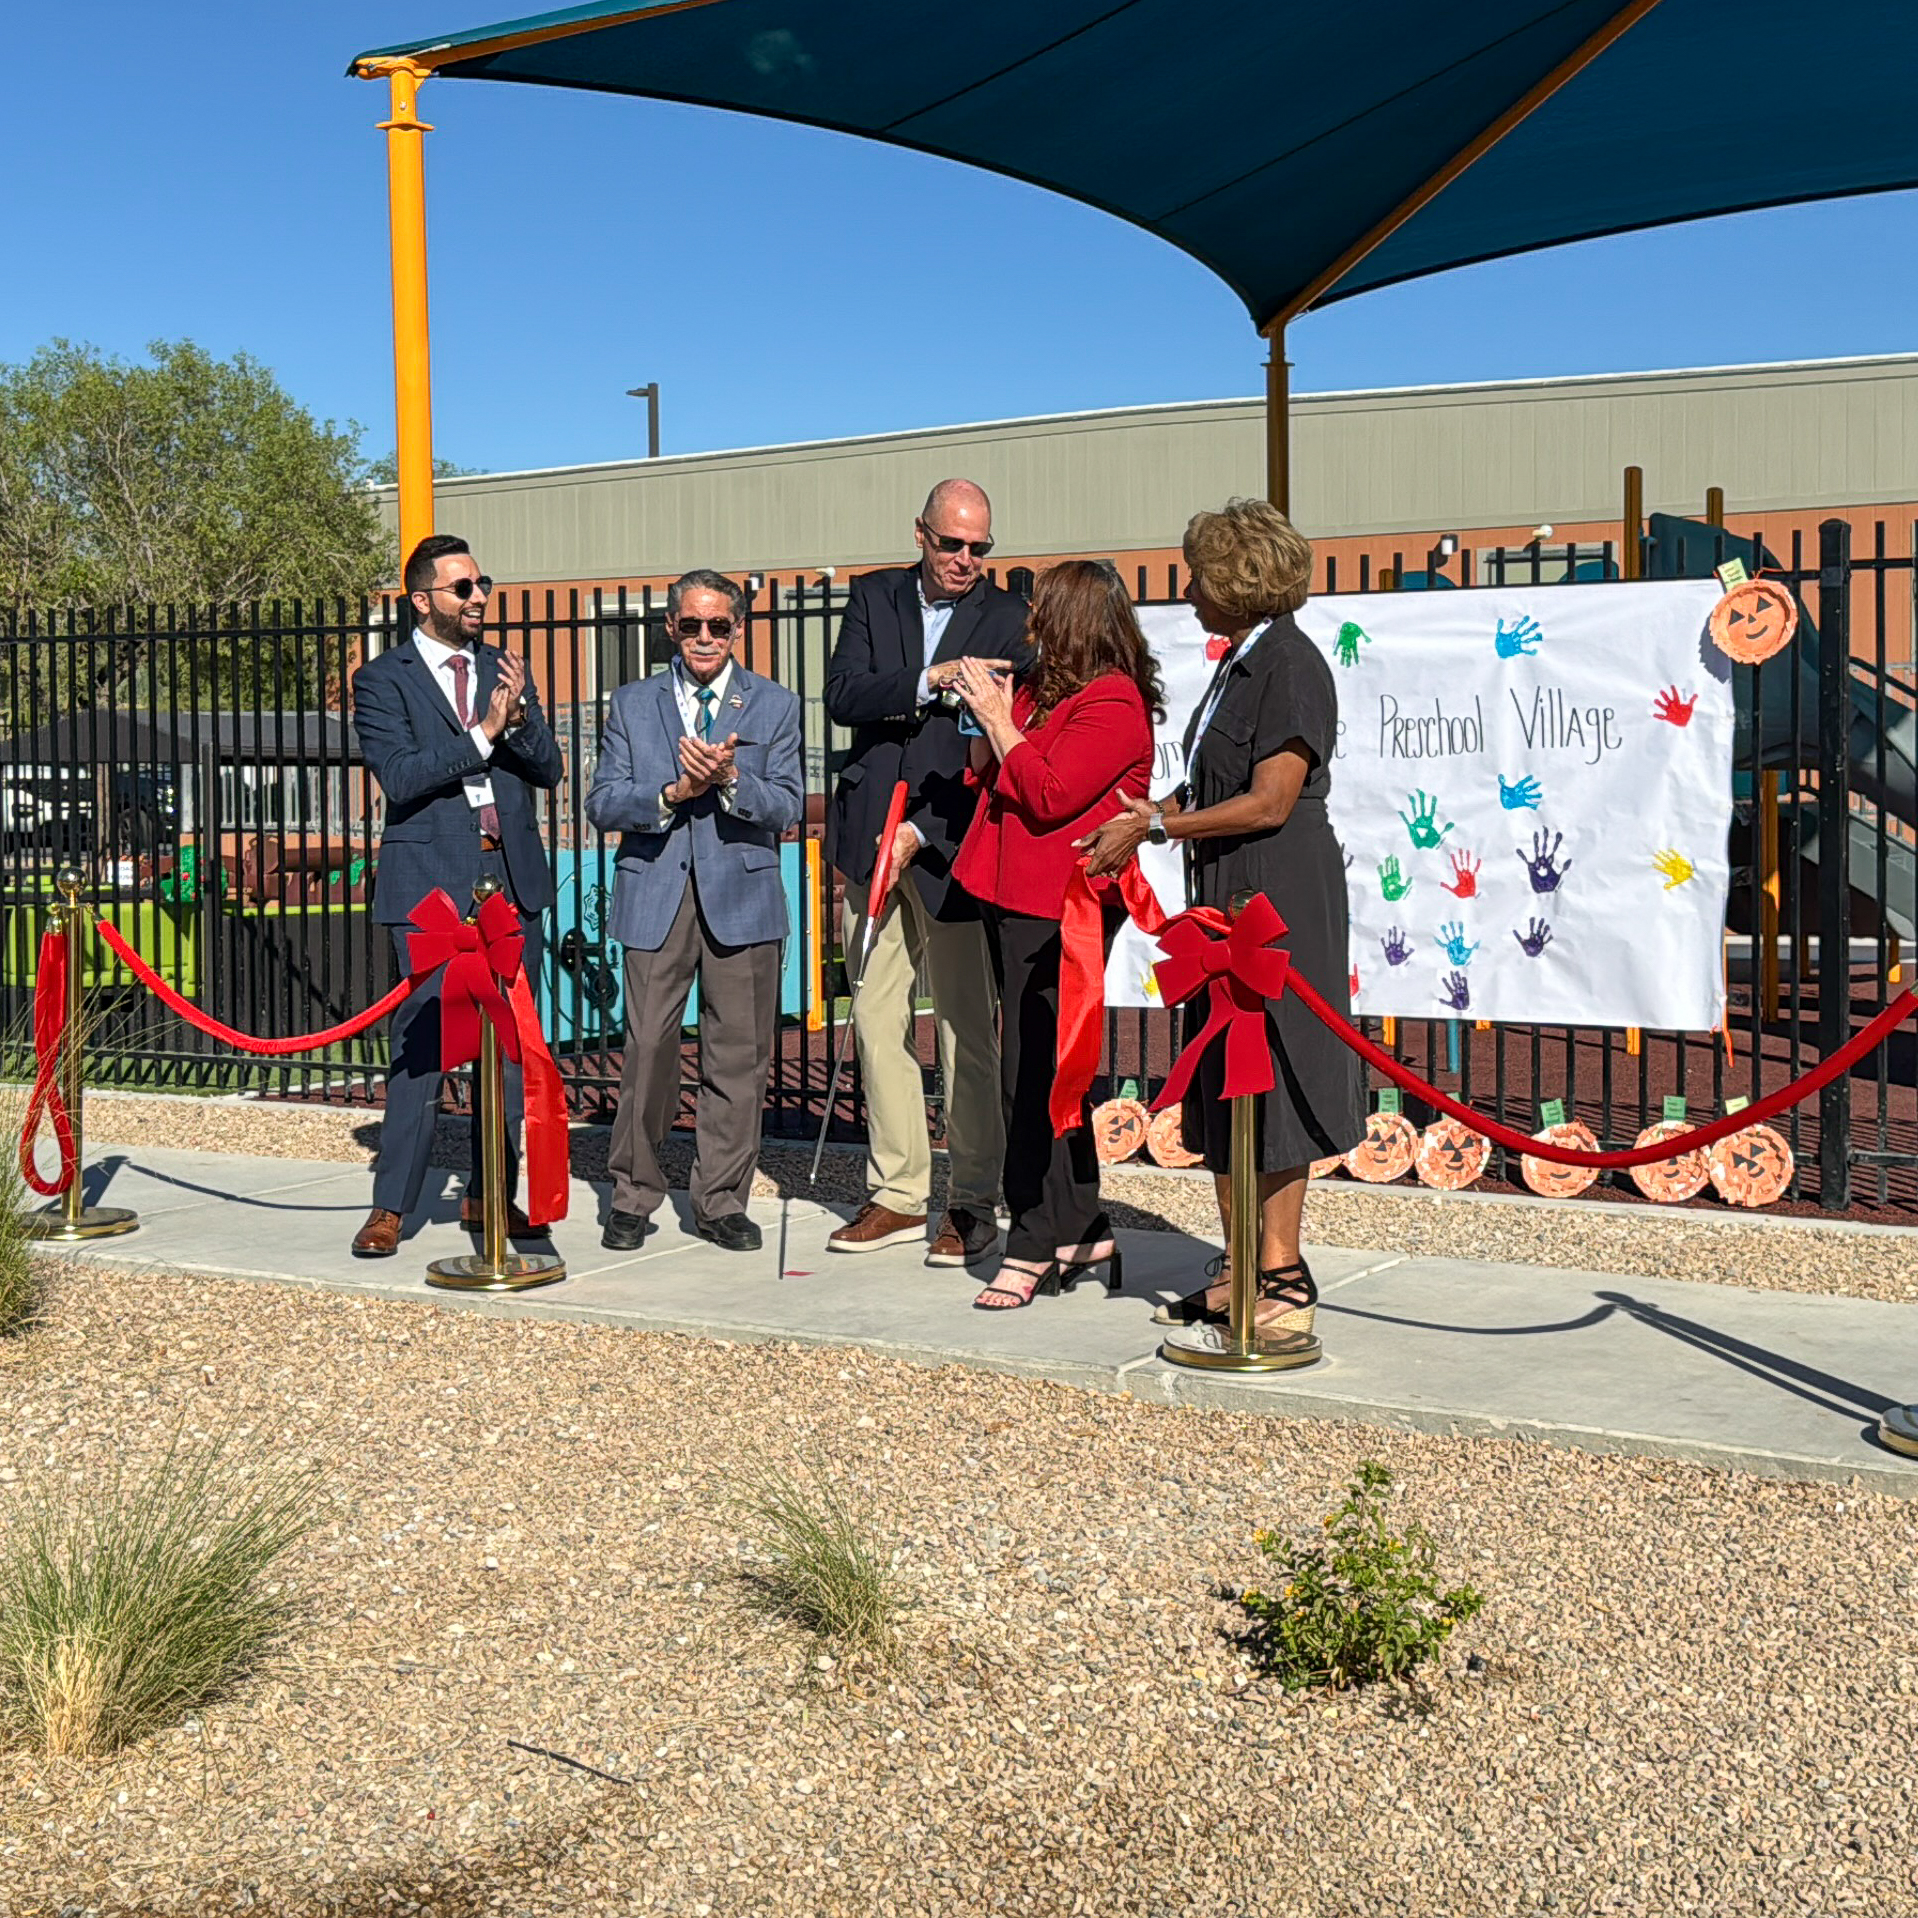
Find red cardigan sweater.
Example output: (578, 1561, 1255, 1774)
(952, 673, 1156, 918)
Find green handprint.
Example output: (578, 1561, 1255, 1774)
(1378, 854, 1413, 903)
(1398, 789, 1454, 851)
(1335, 620, 1371, 668)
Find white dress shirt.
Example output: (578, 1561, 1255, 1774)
(656, 657, 740, 828)
(413, 629, 497, 811)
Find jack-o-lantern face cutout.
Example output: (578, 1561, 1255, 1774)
(1629, 1120, 1709, 1203)
(1521, 1121, 1600, 1198)
(1344, 1111, 1418, 1184)
(1416, 1118, 1490, 1191)
(1709, 579, 1797, 665)
(1090, 1098, 1149, 1165)
(1145, 1107, 1203, 1168)
(1707, 1124, 1794, 1207)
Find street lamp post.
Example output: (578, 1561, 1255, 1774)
(626, 383, 660, 458)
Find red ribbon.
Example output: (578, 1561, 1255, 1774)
(1050, 859, 1168, 1135)
(1149, 891, 1292, 1111)
(18, 925, 76, 1197)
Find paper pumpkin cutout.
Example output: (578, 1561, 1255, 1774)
(1707, 1123, 1795, 1208)
(1309, 1155, 1346, 1182)
(1520, 1121, 1601, 1198)
(1628, 1120, 1710, 1203)
(1090, 1098, 1149, 1165)
(1415, 1117, 1490, 1191)
(1709, 579, 1797, 665)
(1344, 1111, 1418, 1184)
(1145, 1107, 1204, 1168)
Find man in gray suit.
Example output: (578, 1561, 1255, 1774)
(585, 569, 803, 1253)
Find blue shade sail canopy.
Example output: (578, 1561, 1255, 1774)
(353, 0, 1918, 328)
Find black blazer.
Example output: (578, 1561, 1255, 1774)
(822, 565, 1032, 919)
(351, 637, 565, 926)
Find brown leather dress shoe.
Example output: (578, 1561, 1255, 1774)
(926, 1206, 999, 1267)
(827, 1201, 927, 1254)
(460, 1199, 542, 1240)
(352, 1207, 403, 1258)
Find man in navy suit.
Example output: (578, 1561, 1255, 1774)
(585, 569, 803, 1253)
(349, 534, 565, 1257)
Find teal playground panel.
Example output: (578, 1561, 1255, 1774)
(547, 845, 807, 1046)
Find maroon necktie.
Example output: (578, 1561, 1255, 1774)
(446, 654, 502, 840)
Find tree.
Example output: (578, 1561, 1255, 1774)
(360, 451, 476, 487)
(0, 339, 388, 610)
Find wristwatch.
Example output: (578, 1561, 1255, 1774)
(1146, 809, 1168, 846)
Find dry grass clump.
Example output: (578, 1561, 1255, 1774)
(737, 1461, 904, 1664)
(0, 1434, 320, 1756)
(0, 1084, 43, 1338)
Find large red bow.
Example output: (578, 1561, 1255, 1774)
(1149, 892, 1292, 1110)
(406, 888, 525, 1069)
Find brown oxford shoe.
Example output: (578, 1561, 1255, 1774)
(351, 1207, 403, 1258)
(926, 1206, 999, 1267)
(826, 1201, 927, 1254)
(460, 1198, 543, 1240)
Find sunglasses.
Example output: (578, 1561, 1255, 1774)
(428, 575, 493, 601)
(675, 616, 736, 640)
(919, 521, 994, 560)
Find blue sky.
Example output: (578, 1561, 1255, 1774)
(7, 3, 1916, 476)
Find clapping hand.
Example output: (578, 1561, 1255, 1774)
(669, 730, 738, 802)
(483, 653, 529, 738)
(952, 655, 1016, 733)
(926, 656, 1010, 695)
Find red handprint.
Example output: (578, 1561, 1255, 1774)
(1205, 633, 1230, 661)
(1653, 685, 1697, 728)
(1441, 849, 1481, 899)
(1348, 963, 1361, 998)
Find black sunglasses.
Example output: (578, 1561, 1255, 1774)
(675, 616, 736, 640)
(919, 521, 994, 559)
(428, 575, 493, 601)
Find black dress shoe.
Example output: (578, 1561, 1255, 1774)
(600, 1209, 652, 1252)
(694, 1212, 762, 1252)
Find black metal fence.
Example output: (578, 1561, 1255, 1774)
(1, 516, 1911, 1214)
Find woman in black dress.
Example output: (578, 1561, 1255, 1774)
(1079, 498, 1364, 1349)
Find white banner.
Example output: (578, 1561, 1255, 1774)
(1108, 582, 1732, 1030)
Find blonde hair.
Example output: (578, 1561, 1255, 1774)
(1182, 498, 1314, 623)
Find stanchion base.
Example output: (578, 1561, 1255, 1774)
(1160, 1331, 1322, 1373)
(426, 1252, 567, 1292)
(26, 1205, 139, 1242)
(1877, 1404, 1918, 1458)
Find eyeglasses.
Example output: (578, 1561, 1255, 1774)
(675, 616, 736, 640)
(919, 521, 994, 560)
(428, 575, 493, 601)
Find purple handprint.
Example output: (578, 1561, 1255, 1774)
(1514, 917, 1553, 958)
(1380, 927, 1415, 967)
(1518, 829, 1571, 894)
(1438, 971, 1471, 1012)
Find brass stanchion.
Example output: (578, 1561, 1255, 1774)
(1162, 892, 1320, 1374)
(1877, 1406, 1918, 1459)
(28, 867, 138, 1241)
(426, 878, 564, 1293)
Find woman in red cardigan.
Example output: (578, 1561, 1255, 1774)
(950, 561, 1161, 1310)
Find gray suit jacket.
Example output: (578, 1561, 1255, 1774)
(584, 666, 803, 953)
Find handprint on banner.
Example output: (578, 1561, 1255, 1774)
(1378, 855, 1413, 903)
(1514, 917, 1554, 958)
(1398, 789, 1454, 849)
(1441, 849, 1481, 899)
(1381, 927, 1415, 967)
(1494, 614, 1544, 660)
(1436, 921, 1479, 966)
(1438, 971, 1472, 1012)
(1205, 633, 1230, 661)
(1652, 685, 1697, 728)
(1518, 829, 1572, 893)
(1498, 773, 1544, 811)
(1349, 963, 1361, 997)
(1653, 847, 1695, 890)
(1334, 621, 1371, 668)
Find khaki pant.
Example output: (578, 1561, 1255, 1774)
(841, 873, 1002, 1217)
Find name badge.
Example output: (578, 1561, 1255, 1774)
(463, 776, 497, 809)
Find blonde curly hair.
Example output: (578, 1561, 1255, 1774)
(1182, 498, 1314, 624)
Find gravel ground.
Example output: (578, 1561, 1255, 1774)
(3, 1265, 1916, 1917)
(84, 1092, 1918, 1304)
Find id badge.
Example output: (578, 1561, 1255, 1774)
(463, 776, 497, 809)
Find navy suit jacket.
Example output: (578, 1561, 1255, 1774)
(583, 666, 803, 953)
(351, 638, 565, 926)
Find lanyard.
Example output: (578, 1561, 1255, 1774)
(1186, 619, 1272, 765)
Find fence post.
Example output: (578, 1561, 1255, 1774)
(1816, 518, 1852, 1212)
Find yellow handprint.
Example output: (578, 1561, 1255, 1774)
(1653, 848, 1694, 891)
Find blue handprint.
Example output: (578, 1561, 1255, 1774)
(1437, 971, 1471, 1012)
(1514, 917, 1553, 958)
(1436, 921, 1478, 966)
(1380, 927, 1415, 967)
(1494, 614, 1544, 660)
(1518, 829, 1571, 893)
(1498, 772, 1543, 811)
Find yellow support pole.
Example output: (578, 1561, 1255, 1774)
(374, 61, 436, 569)
(805, 838, 825, 1033)
(1621, 464, 1644, 1058)
(1759, 770, 1782, 1020)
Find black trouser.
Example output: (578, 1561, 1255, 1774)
(983, 903, 1117, 1262)
(372, 850, 544, 1218)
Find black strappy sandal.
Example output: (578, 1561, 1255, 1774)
(1255, 1259, 1318, 1338)
(1152, 1251, 1229, 1327)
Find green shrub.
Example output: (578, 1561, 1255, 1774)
(0, 1435, 320, 1755)
(737, 1463, 902, 1664)
(1238, 1461, 1483, 1691)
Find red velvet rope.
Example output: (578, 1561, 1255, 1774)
(18, 926, 77, 1197)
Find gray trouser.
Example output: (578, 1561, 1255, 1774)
(609, 883, 780, 1224)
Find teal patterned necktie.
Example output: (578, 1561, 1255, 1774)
(697, 686, 716, 741)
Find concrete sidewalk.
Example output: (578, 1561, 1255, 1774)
(42, 1141, 1918, 1493)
